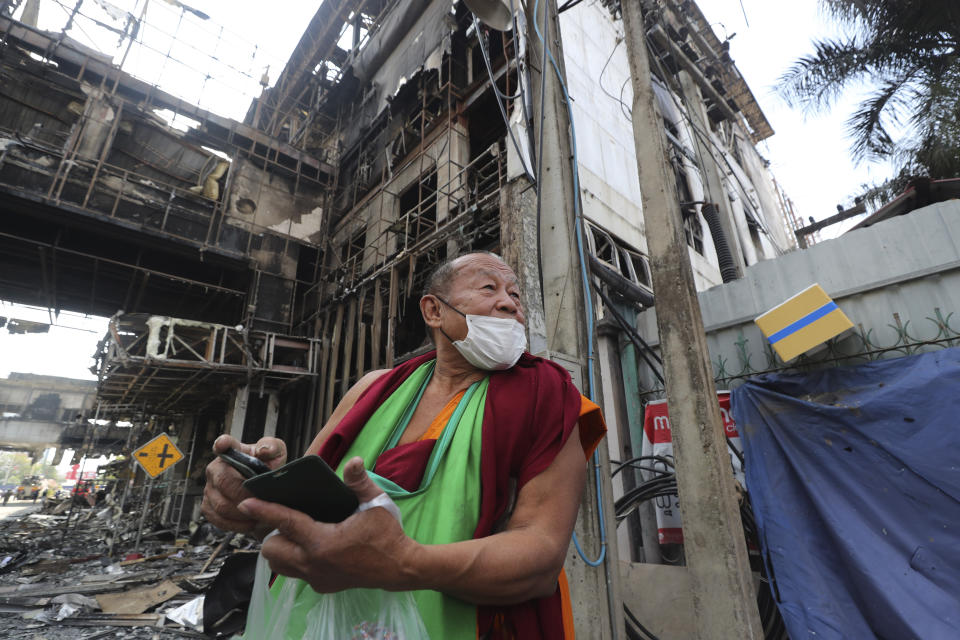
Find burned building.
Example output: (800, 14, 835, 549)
(0, 0, 798, 440)
(0, 0, 802, 634)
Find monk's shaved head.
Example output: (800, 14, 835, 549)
(423, 251, 505, 299)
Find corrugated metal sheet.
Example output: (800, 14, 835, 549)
(635, 200, 960, 391)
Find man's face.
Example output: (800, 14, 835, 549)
(434, 254, 525, 342)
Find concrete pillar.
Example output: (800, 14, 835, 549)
(621, 2, 763, 637)
(227, 385, 249, 441)
(677, 72, 747, 275)
(263, 392, 279, 439)
(20, 0, 40, 27)
(499, 0, 625, 636)
(500, 181, 549, 357)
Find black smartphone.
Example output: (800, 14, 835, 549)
(242, 455, 359, 523)
(218, 448, 272, 478)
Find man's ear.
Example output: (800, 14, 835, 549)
(420, 295, 443, 331)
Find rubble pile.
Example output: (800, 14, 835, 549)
(0, 497, 258, 638)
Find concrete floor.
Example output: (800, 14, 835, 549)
(0, 502, 39, 520)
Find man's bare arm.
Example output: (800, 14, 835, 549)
(406, 425, 586, 603)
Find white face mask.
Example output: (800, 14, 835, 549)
(437, 298, 527, 370)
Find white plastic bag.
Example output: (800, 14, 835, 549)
(240, 493, 429, 640)
(305, 587, 428, 639)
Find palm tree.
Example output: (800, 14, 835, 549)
(779, 0, 960, 201)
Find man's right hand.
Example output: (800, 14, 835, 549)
(202, 434, 287, 534)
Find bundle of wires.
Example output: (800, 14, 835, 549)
(612, 456, 788, 640)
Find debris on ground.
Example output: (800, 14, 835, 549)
(0, 494, 259, 638)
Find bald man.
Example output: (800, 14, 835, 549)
(203, 252, 605, 639)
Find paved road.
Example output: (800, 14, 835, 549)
(0, 501, 40, 520)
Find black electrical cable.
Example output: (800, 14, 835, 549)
(533, 0, 549, 309)
(557, 0, 586, 14)
(593, 282, 661, 364)
(592, 282, 665, 383)
(726, 434, 745, 467)
(624, 604, 662, 640)
(611, 455, 675, 478)
(625, 623, 645, 640)
(473, 16, 535, 181)
(614, 469, 790, 640)
(478, 18, 524, 101)
(598, 38, 633, 120)
(613, 462, 670, 477)
(644, 32, 781, 248)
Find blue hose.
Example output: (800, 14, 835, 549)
(532, 0, 606, 568)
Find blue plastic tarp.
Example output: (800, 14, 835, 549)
(732, 348, 960, 640)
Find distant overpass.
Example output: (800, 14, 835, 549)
(0, 418, 131, 459)
(0, 373, 127, 458)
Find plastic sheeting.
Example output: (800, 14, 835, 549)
(732, 348, 960, 640)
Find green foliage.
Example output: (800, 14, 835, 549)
(0, 452, 64, 485)
(779, 0, 960, 197)
(0, 452, 33, 485)
(32, 462, 63, 482)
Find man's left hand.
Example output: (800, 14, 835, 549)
(237, 457, 419, 593)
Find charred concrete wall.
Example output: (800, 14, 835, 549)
(0, 373, 100, 453)
(0, 26, 328, 335)
(0, 373, 96, 422)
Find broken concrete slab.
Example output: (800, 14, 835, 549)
(96, 579, 182, 615)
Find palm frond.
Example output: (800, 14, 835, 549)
(778, 38, 870, 110)
(782, 0, 960, 174)
(846, 72, 919, 161)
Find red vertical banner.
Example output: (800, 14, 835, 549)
(640, 391, 744, 544)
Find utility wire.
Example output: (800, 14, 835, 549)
(607, 9, 785, 252)
(591, 282, 664, 383)
(531, 0, 606, 570)
(533, 0, 548, 308)
(474, 16, 536, 181)
(624, 604, 662, 640)
(598, 37, 633, 121)
(557, 0, 587, 13)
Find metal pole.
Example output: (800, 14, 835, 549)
(174, 416, 198, 536)
(58, 401, 101, 550)
(108, 411, 142, 558)
(619, 2, 763, 638)
(133, 475, 154, 554)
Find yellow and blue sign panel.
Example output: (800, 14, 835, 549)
(755, 284, 853, 362)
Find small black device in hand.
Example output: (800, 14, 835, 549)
(219, 448, 359, 523)
(218, 448, 271, 478)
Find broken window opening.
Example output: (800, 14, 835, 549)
(586, 222, 653, 293)
(396, 168, 438, 252)
(341, 227, 368, 283)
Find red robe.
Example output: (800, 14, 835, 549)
(318, 351, 606, 639)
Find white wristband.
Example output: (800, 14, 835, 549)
(356, 492, 403, 527)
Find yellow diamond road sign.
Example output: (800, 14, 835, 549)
(133, 434, 184, 478)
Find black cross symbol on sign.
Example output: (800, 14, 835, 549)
(139, 443, 176, 469)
